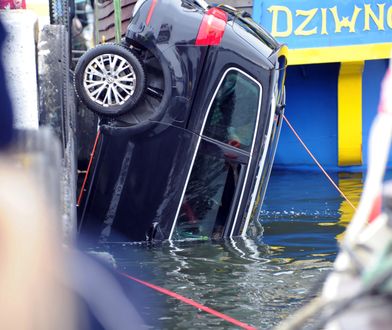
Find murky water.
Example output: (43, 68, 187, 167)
(90, 169, 364, 329)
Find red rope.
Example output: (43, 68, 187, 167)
(77, 130, 101, 206)
(120, 272, 257, 330)
(283, 115, 357, 211)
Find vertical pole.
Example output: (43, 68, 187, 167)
(338, 61, 364, 166)
(113, 0, 121, 43)
(94, 0, 99, 44)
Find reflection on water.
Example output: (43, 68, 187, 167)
(336, 172, 363, 240)
(260, 170, 362, 261)
(89, 170, 365, 329)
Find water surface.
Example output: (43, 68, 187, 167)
(91, 169, 364, 329)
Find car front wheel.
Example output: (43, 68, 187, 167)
(74, 43, 145, 117)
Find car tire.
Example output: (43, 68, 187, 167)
(74, 43, 146, 117)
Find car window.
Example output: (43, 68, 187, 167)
(173, 141, 242, 240)
(203, 70, 261, 152)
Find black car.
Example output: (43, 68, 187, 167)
(74, 0, 287, 242)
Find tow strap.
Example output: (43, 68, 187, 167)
(120, 272, 257, 330)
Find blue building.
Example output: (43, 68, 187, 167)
(253, 0, 392, 170)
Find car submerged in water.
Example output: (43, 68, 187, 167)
(74, 0, 287, 243)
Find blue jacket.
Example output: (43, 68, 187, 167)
(0, 19, 13, 148)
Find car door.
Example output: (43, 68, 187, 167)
(170, 68, 263, 240)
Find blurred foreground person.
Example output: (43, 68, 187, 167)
(0, 17, 75, 330)
(0, 163, 78, 330)
(275, 60, 392, 330)
(0, 160, 146, 330)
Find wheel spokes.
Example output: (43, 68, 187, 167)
(90, 83, 107, 98)
(112, 85, 122, 104)
(114, 59, 128, 75)
(115, 81, 135, 95)
(85, 79, 105, 89)
(83, 52, 137, 107)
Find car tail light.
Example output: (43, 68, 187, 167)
(145, 0, 157, 25)
(195, 7, 228, 46)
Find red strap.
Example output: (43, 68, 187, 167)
(120, 272, 257, 330)
(77, 130, 101, 206)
